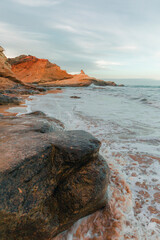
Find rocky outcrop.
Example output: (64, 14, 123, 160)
(92, 79, 117, 86)
(70, 96, 81, 99)
(0, 48, 47, 105)
(9, 55, 118, 87)
(0, 112, 110, 239)
(0, 47, 23, 90)
(80, 69, 85, 74)
(37, 70, 117, 87)
(8, 55, 72, 84)
(0, 94, 22, 105)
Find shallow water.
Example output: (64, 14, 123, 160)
(8, 85, 160, 239)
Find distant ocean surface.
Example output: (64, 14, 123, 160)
(106, 78, 160, 86)
(8, 81, 160, 239)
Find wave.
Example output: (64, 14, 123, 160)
(126, 85, 160, 88)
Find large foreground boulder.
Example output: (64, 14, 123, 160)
(0, 112, 110, 239)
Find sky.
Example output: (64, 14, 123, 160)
(0, 0, 160, 80)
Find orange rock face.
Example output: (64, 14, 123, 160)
(38, 71, 95, 87)
(9, 55, 118, 87)
(0, 47, 22, 90)
(9, 55, 72, 84)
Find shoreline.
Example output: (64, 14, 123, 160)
(0, 86, 160, 239)
(0, 88, 63, 116)
(0, 89, 110, 239)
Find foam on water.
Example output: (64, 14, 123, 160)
(8, 85, 160, 239)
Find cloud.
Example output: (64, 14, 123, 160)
(0, 22, 48, 57)
(48, 22, 101, 39)
(95, 60, 123, 69)
(12, 0, 62, 7)
(51, 24, 77, 33)
(68, 71, 80, 75)
(74, 38, 96, 53)
(155, 52, 160, 57)
(2, 0, 160, 79)
(114, 45, 138, 51)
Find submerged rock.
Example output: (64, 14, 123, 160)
(70, 96, 81, 99)
(0, 112, 110, 239)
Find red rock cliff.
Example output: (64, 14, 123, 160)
(8, 54, 118, 87)
(8, 55, 72, 84)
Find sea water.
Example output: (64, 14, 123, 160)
(8, 83, 160, 239)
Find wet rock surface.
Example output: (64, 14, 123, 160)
(70, 96, 81, 99)
(0, 94, 22, 105)
(0, 112, 110, 239)
(92, 79, 117, 86)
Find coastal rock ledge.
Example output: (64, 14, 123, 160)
(0, 112, 110, 240)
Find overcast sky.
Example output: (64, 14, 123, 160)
(0, 0, 160, 80)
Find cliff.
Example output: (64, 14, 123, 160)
(9, 55, 117, 87)
(8, 55, 72, 84)
(0, 47, 23, 90)
(0, 49, 46, 105)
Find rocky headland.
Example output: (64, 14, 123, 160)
(0, 46, 120, 107)
(0, 47, 45, 106)
(8, 55, 72, 84)
(0, 46, 114, 239)
(8, 55, 118, 87)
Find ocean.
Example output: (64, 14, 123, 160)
(8, 82, 160, 239)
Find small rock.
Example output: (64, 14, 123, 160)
(70, 96, 81, 99)
(80, 69, 85, 74)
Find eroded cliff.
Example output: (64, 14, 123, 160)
(0, 47, 22, 90)
(8, 55, 72, 84)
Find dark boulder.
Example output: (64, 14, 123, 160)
(0, 113, 110, 239)
(24, 111, 64, 129)
(92, 79, 117, 86)
(0, 94, 22, 105)
(70, 96, 81, 99)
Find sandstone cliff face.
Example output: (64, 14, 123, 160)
(0, 47, 22, 90)
(0, 49, 47, 106)
(9, 55, 118, 87)
(8, 55, 72, 84)
(37, 71, 117, 87)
